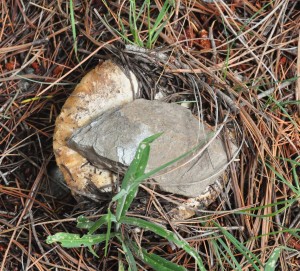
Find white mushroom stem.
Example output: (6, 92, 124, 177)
(53, 60, 139, 193)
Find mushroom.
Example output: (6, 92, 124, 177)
(54, 60, 238, 220)
(68, 99, 238, 217)
(53, 60, 138, 194)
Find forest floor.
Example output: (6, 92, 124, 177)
(1, 1, 300, 270)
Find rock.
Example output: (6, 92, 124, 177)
(68, 99, 237, 198)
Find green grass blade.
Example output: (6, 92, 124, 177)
(115, 133, 163, 222)
(112, 189, 127, 201)
(118, 257, 125, 271)
(147, 1, 173, 48)
(131, 242, 186, 271)
(88, 214, 117, 235)
(114, 132, 213, 224)
(46, 232, 116, 248)
(121, 133, 162, 188)
(146, 0, 151, 45)
(292, 163, 300, 191)
(150, 1, 171, 31)
(276, 157, 300, 191)
(69, 0, 77, 55)
(105, 208, 113, 256)
(87, 245, 98, 257)
(210, 241, 226, 270)
(117, 133, 213, 201)
(149, 22, 169, 48)
(235, 198, 295, 218)
(129, 0, 135, 42)
(119, 237, 138, 271)
(120, 216, 206, 271)
(264, 247, 282, 271)
(270, 97, 299, 127)
(129, 0, 143, 47)
(214, 236, 242, 270)
(141, 252, 185, 271)
(214, 224, 262, 270)
(266, 162, 299, 194)
(136, 0, 148, 34)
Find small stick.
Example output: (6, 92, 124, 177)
(296, 31, 300, 114)
(0, 39, 48, 54)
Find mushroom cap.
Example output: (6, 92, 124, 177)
(68, 99, 238, 198)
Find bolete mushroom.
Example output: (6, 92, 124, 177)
(54, 60, 238, 219)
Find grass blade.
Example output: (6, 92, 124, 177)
(266, 162, 299, 194)
(213, 236, 242, 270)
(121, 133, 162, 188)
(105, 208, 113, 256)
(130, 242, 186, 271)
(117, 133, 213, 204)
(120, 216, 206, 271)
(69, 0, 77, 55)
(114, 132, 213, 224)
(214, 223, 262, 270)
(88, 214, 117, 234)
(115, 133, 163, 222)
(119, 237, 138, 271)
(147, 1, 174, 48)
(118, 256, 125, 271)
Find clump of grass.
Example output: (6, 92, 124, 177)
(101, 0, 175, 48)
(47, 133, 205, 271)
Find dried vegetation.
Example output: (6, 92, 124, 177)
(0, 0, 300, 270)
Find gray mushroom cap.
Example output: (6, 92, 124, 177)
(68, 99, 238, 198)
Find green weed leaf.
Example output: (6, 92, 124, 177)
(46, 232, 115, 248)
(76, 215, 94, 230)
(264, 247, 282, 271)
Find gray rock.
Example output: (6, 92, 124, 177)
(68, 99, 237, 198)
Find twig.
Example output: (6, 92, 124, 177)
(0, 39, 48, 54)
(296, 31, 300, 114)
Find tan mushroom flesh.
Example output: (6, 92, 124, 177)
(53, 60, 139, 193)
